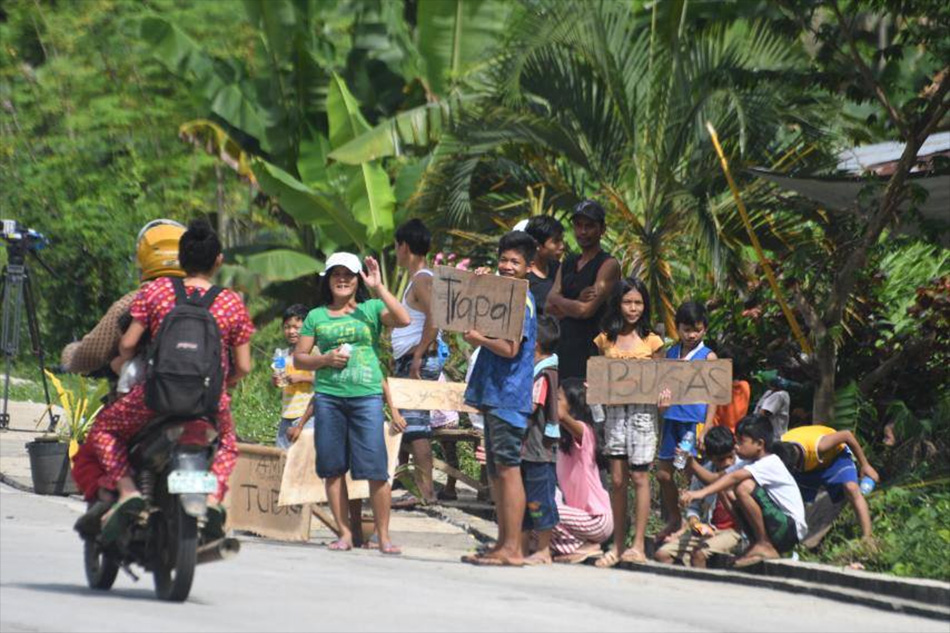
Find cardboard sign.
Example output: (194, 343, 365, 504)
(430, 266, 528, 341)
(388, 377, 477, 413)
(224, 443, 311, 541)
(278, 426, 402, 507)
(586, 358, 733, 406)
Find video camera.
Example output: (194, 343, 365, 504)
(2, 220, 49, 252)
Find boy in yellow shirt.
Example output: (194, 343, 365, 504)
(274, 305, 315, 448)
(777, 425, 878, 540)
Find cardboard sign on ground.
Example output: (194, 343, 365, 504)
(224, 443, 311, 541)
(388, 377, 477, 413)
(586, 357, 733, 405)
(278, 426, 402, 507)
(430, 266, 528, 341)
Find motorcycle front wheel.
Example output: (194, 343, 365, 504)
(153, 494, 197, 602)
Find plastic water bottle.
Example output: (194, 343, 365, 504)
(673, 430, 695, 470)
(859, 476, 876, 495)
(272, 348, 288, 387)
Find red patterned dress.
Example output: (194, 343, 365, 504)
(86, 277, 255, 502)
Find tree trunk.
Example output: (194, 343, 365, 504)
(813, 334, 837, 424)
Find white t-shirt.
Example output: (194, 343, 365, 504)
(730, 454, 808, 541)
(754, 390, 790, 440)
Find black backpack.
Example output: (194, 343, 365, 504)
(145, 278, 224, 419)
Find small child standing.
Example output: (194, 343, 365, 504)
(520, 315, 561, 565)
(656, 426, 745, 568)
(592, 278, 666, 568)
(656, 301, 717, 540)
(681, 415, 807, 566)
(463, 231, 538, 567)
(274, 304, 315, 449)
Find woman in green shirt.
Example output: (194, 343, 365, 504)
(294, 252, 410, 555)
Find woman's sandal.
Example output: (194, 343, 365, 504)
(327, 538, 353, 551)
(619, 548, 647, 564)
(593, 550, 621, 569)
(554, 549, 603, 565)
(100, 494, 146, 543)
(470, 555, 524, 567)
(379, 542, 402, 556)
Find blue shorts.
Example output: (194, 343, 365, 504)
(394, 354, 445, 442)
(483, 412, 526, 478)
(658, 418, 699, 461)
(276, 416, 314, 450)
(313, 393, 388, 481)
(522, 461, 559, 532)
(794, 450, 858, 503)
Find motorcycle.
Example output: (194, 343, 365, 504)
(81, 415, 240, 602)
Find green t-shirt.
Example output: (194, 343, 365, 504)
(301, 299, 385, 398)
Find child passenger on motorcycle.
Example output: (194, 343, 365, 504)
(85, 219, 254, 541)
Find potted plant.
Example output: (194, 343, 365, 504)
(26, 371, 108, 496)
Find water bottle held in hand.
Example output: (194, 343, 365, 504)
(272, 348, 289, 387)
(859, 476, 876, 495)
(338, 343, 352, 358)
(674, 430, 695, 470)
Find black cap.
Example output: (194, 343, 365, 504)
(571, 199, 606, 224)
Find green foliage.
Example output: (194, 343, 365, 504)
(876, 242, 949, 339)
(230, 317, 286, 445)
(802, 484, 950, 581)
(0, 0, 253, 350)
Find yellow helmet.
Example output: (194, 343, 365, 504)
(136, 219, 186, 281)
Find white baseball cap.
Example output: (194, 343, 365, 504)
(321, 252, 362, 275)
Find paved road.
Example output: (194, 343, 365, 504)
(0, 484, 943, 633)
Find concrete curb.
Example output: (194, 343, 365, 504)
(617, 560, 950, 621)
(424, 501, 950, 621)
(415, 502, 497, 545)
(0, 471, 33, 494)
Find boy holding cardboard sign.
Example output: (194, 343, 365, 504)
(463, 231, 538, 567)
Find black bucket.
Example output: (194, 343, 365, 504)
(26, 439, 78, 496)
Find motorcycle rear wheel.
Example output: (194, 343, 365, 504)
(153, 496, 197, 602)
(84, 538, 119, 590)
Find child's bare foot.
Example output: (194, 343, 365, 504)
(524, 549, 553, 566)
(734, 543, 780, 567)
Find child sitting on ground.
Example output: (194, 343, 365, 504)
(657, 301, 718, 542)
(680, 414, 807, 567)
(273, 304, 315, 449)
(551, 378, 613, 564)
(520, 314, 561, 565)
(777, 424, 879, 540)
(656, 426, 745, 568)
(462, 230, 538, 567)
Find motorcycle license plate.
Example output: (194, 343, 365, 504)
(167, 470, 217, 494)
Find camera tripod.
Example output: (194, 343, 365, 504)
(1, 241, 58, 432)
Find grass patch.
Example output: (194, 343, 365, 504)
(800, 482, 950, 580)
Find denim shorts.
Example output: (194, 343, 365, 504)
(313, 393, 388, 481)
(658, 418, 700, 461)
(483, 412, 526, 478)
(276, 416, 314, 451)
(522, 461, 559, 532)
(394, 354, 445, 442)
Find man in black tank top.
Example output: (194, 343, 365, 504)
(545, 200, 621, 380)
